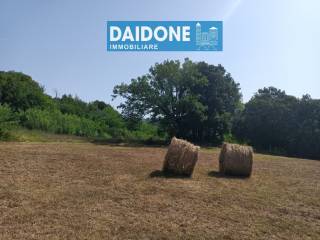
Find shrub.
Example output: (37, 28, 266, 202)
(21, 108, 102, 137)
(0, 104, 16, 139)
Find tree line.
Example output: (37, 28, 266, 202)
(233, 87, 320, 159)
(0, 71, 166, 143)
(113, 59, 320, 159)
(1, 59, 319, 159)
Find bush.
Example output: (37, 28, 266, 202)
(127, 122, 167, 143)
(0, 104, 16, 139)
(21, 108, 102, 137)
(19, 108, 167, 142)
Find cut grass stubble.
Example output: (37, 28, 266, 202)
(0, 142, 319, 239)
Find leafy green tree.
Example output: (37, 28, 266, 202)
(197, 62, 242, 143)
(233, 87, 320, 159)
(0, 71, 53, 111)
(56, 94, 88, 116)
(233, 87, 298, 151)
(88, 100, 109, 111)
(87, 103, 127, 138)
(288, 95, 320, 158)
(113, 59, 241, 143)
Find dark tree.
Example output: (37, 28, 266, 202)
(0, 71, 52, 111)
(233, 87, 320, 159)
(113, 59, 241, 144)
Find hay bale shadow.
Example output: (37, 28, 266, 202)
(149, 170, 192, 179)
(208, 170, 250, 179)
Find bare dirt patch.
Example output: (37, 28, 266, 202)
(0, 143, 319, 239)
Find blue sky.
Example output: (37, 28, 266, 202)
(1, 0, 319, 107)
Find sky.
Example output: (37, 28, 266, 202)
(1, 0, 319, 107)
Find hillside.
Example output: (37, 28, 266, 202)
(0, 142, 319, 239)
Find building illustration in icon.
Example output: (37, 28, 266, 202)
(196, 22, 218, 49)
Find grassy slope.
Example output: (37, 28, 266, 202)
(0, 142, 319, 239)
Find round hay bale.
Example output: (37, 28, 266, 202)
(163, 137, 200, 177)
(219, 143, 253, 177)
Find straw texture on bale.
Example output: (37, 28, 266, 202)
(219, 143, 253, 177)
(163, 137, 200, 177)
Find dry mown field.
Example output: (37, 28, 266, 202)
(0, 142, 319, 239)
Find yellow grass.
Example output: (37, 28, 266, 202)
(0, 142, 319, 239)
